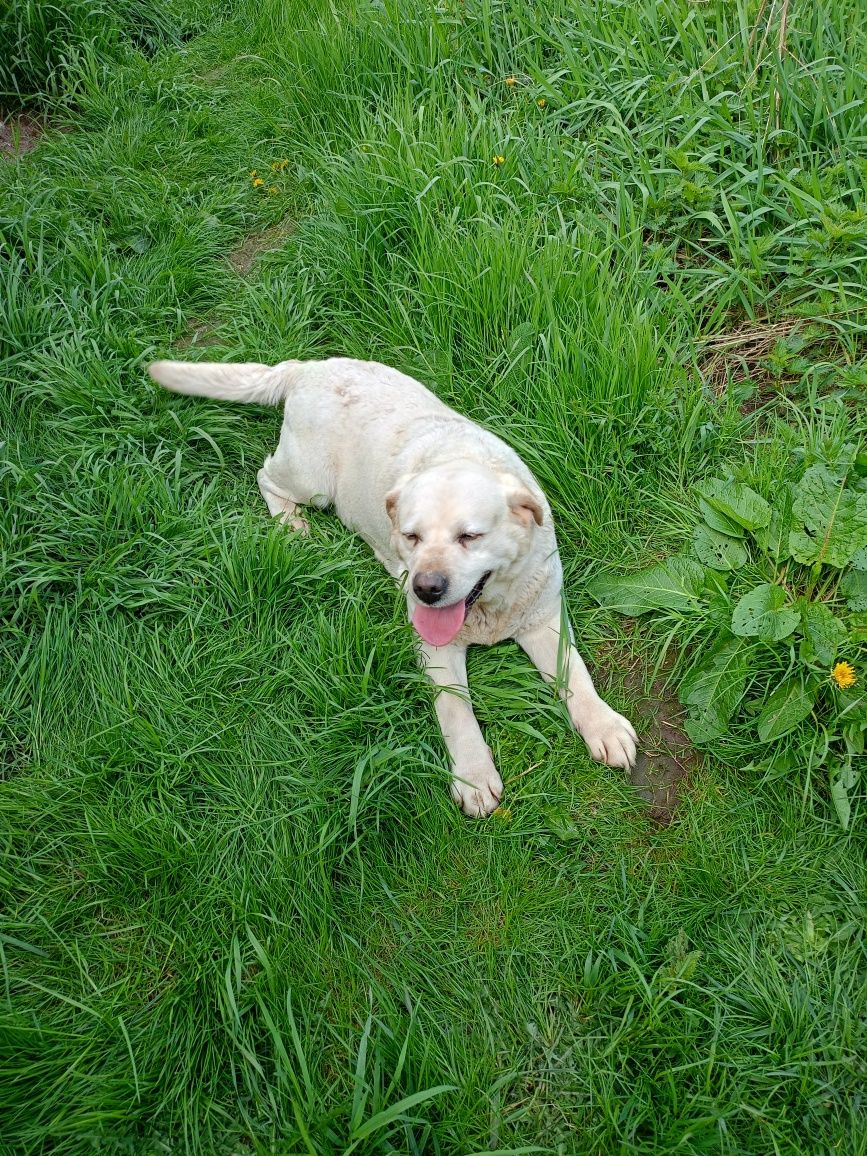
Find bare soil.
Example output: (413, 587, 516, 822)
(626, 670, 701, 824)
(0, 111, 44, 157)
(227, 216, 294, 276)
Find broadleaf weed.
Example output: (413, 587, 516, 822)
(590, 410, 867, 828)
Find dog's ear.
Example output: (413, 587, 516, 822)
(385, 490, 400, 528)
(508, 489, 544, 528)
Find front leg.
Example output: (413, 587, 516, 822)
(419, 641, 503, 818)
(516, 610, 637, 769)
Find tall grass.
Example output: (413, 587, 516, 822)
(0, 0, 205, 106)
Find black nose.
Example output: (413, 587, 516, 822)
(413, 571, 449, 604)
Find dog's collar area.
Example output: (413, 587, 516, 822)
(465, 571, 492, 611)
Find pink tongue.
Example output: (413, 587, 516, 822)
(412, 600, 467, 647)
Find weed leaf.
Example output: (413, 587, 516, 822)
(542, 805, 585, 842)
(731, 583, 799, 642)
(695, 479, 771, 532)
(756, 679, 816, 743)
(680, 638, 748, 740)
(839, 569, 867, 612)
(698, 497, 746, 537)
(587, 557, 706, 616)
(829, 759, 857, 831)
(789, 464, 867, 568)
(798, 600, 848, 666)
(753, 489, 795, 562)
(692, 524, 748, 570)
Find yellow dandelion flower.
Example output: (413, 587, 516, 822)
(493, 154, 505, 166)
(249, 169, 257, 178)
(537, 97, 546, 107)
(252, 177, 265, 187)
(831, 661, 857, 690)
(493, 806, 512, 822)
(504, 75, 517, 86)
(268, 185, 279, 194)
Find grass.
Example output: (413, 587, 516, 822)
(1, 0, 866, 1151)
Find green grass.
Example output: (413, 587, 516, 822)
(1, 0, 866, 1151)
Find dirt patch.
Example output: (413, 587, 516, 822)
(624, 669, 701, 825)
(228, 216, 294, 277)
(0, 111, 44, 157)
(697, 316, 801, 399)
(172, 314, 221, 351)
(1, 739, 29, 779)
(170, 217, 295, 347)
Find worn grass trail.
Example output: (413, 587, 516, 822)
(1, 1, 866, 1152)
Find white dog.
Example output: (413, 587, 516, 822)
(149, 356, 637, 816)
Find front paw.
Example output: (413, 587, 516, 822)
(579, 704, 638, 770)
(450, 754, 503, 818)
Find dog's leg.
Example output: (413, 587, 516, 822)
(516, 612, 637, 769)
(420, 642, 503, 818)
(257, 467, 309, 532)
(256, 425, 323, 533)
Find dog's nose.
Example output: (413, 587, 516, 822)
(413, 571, 449, 604)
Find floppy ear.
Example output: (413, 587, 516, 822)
(385, 490, 400, 528)
(508, 489, 544, 528)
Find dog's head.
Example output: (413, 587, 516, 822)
(385, 460, 544, 647)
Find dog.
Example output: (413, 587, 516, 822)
(148, 356, 637, 816)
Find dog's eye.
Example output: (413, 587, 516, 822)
(403, 532, 420, 546)
(457, 532, 482, 546)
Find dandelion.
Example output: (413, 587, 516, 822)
(271, 159, 289, 172)
(268, 185, 279, 195)
(537, 97, 546, 107)
(504, 75, 517, 86)
(249, 169, 258, 179)
(831, 661, 857, 690)
(492, 153, 505, 166)
(493, 806, 512, 822)
(252, 177, 265, 188)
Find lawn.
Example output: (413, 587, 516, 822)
(1, 0, 866, 1152)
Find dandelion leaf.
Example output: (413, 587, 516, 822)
(679, 638, 748, 741)
(695, 479, 771, 532)
(698, 497, 746, 538)
(829, 759, 857, 831)
(586, 557, 706, 616)
(542, 805, 584, 842)
(789, 464, 867, 568)
(798, 600, 848, 666)
(731, 583, 799, 642)
(753, 487, 795, 561)
(692, 524, 749, 571)
(756, 678, 816, 743)
(839, 569, 867, 613)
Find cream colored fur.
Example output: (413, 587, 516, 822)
(148, 356, 637, 816)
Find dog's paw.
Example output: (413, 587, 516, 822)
(579, 704, 638, 770)
(450, 755, 503, 818)
(279, 512, 310, 534)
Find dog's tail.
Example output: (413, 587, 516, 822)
(148, 359, 303, 406)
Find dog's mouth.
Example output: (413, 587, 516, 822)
(411, 572, 492, 648)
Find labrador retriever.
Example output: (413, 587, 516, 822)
(148, 356, 637, 816)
